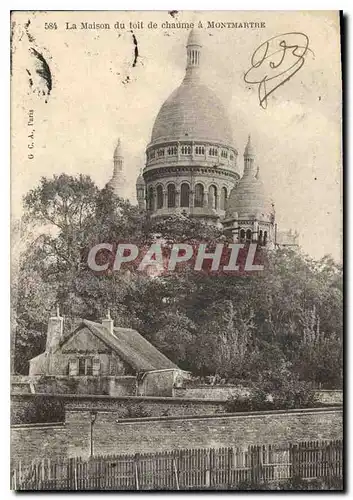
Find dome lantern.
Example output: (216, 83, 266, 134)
(185, 28, 203, 83)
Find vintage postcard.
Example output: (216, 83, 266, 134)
(10, 11, 343, 491)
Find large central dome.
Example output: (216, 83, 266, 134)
(150, 29, 233, 147)
(142, 29, 240, 223)
(151, 81, 233, 145)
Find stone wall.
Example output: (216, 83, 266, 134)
(174, 385, 250, 400)
(11, 406, 342, 465)
(11, 393, 226, 425)
(11, 375, 137, 397)
(175, 386, 343, 404)
(138, 370, 176, 397)
(313, 390, 343, 405)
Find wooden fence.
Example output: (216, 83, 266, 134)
(11, 439, 343, 491)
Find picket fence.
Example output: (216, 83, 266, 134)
(11, 439, 343, 491)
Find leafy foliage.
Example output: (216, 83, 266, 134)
(13, 175, 343, 393)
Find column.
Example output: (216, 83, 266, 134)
(175, 190, 180, 207)
(204, 191, 209, 208)
(189, 190, 194, 208)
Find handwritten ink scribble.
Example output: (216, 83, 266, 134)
(169, 10, 178, 18)
(131, 31, 139, 68)
(244, 32, 313, 109)
(27, 48, 52, 101)
(24, 19, 36, 43)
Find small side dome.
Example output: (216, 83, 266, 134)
(226, 167, 274, 220)
(136, 169, 145, 186)
(114, 139, 123, 158)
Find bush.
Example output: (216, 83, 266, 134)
(225, 366, 319, 413)
(11, 396, 65, 424)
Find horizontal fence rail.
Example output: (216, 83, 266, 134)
(11, 439, 343, 491)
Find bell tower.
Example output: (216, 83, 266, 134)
(136, 169, 146, 211)
(106, 139, 126, 198)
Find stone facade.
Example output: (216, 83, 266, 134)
(139, 29, 241, 223)
(131, 29, 300, 246)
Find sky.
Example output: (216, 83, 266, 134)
(11, 11, 342, 261)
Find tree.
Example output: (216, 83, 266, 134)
(13, 174, 343, 391)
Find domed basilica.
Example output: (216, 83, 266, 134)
(108, 29, 298, 248)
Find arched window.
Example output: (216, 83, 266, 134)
(240, 229, 245, 243)
(181, 145, 191, 155)
(148, 186, 154, 211)
(246, 229, 252, 242)
(259, 229, 263, 245)
(167, 184, 176, 208)
(208, 185, 217, 210)
(194, 184, 204, 208)
(156, 185, 163, 209)
(220, 187, 227, 211)
(264, 231, 268, 246)
(180, 183, 190, 208)
(167, 146, 177, 156)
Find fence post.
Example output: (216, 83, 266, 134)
(227, 447, 233, 489)
(290, 443, 299, 479)
(74, 457, 78, 491)
(134, 453, 140, 490)
(205, 449, 210, 488)
(173, 453, 180, 491)
(12, 465, 17, 490)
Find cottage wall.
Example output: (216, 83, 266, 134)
(138, 370, 176, 397)
(30, 326, 134, 377)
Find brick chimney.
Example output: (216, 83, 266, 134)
(46, 306, 64, 351)
(102, 309, 114, 334)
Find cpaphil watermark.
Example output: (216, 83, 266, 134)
(87, 242, 266, 276)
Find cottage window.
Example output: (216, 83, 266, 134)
(93, 357, 101, 376)
(78, 357, 86, 375)
(85, 357, 93, 376)
(68, 359, 78, 376)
